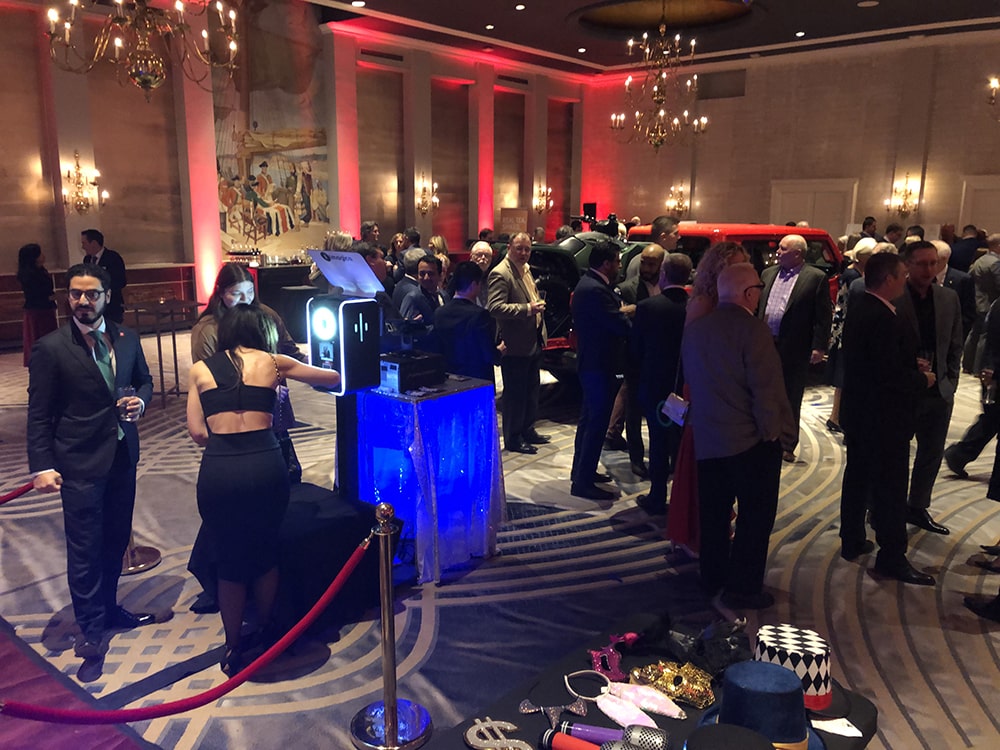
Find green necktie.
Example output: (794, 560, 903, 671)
(90, 330, 123, 440)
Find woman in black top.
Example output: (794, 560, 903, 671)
(187, 305, 339, 675)
(16, 243, 57, 366)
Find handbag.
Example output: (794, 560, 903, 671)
(270, 354, 301, 482)
(660, 358, 688, 426)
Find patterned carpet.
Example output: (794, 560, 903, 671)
(1, 334, 999, 749)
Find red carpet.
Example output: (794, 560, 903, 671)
(0, 620, 154, 750)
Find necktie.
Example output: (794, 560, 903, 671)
(89, 331, 123, 440)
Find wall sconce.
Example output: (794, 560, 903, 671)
(610, 113, 626, 131)
(989, 76, 999, 118)
(532, 185, 553, 214)
(883, 173, 919, 218)
(62, 150, 108, 214)
(416, 172, 439, 216)
(665, 182, 690, 219)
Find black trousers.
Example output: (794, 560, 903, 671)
(572, 370, 619, 485)
(500, 351, 541, 448)
(949, 403, 1000, 467)
(908, 393, 952, 510)
(608, 374, 645, 465)
(696, 440, 782, 595)
(780, 358, 808, 452)
(644, 401, 682, 505)
(841, 431, 909, 567)
(60, 439, 136, 640)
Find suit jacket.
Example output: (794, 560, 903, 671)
(433, 298, 498, 380)
(894, 282, 963, 403)
(758, 263, 832, 364)
(84, 248, 127, 322)
(571, 269, 630, 375)
(400, 286, 448, 324)
(27, 321, 153, 479)
(632, 286, 688, 408)
(840, 292, 926, 440)
(945, 265, 977, 337)
(949, 237, 982, 273)
(487, 257, 547, 358)
(682, 302, 794, 460)
(615, 275, 653, 306)
(391, 275, 419, 312)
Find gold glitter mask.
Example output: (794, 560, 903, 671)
(630, 661, 715, 709)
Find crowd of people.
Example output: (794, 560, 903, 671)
(20, 215, 1000, 682)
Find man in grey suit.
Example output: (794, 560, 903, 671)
(683, 263, 794, 610)
(758, 234, 832, 462)
(488, 232, 548, 454)
(895, 241, 963, 535)
(28, 264, 155, 666)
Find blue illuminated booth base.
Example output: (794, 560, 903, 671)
(356, 377, 506, 583)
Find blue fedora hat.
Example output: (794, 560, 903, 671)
(698, 661, 825, 750)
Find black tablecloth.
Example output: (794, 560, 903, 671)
(432, 613, 876, 750)
(188, 482, 380, 634)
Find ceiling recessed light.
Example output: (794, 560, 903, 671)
(577, 47, 586, 54)
(795, 31, 806, 38)
(857, 1, 879, 7)
(515, 4, 526, 10)
(351, 0, 365, 7)
(485, 24, 495, 30)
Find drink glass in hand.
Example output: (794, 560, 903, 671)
(116, 386, 139, 422)
(916, 349, 934, 373)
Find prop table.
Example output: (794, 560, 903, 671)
(435, 613, 877, 750)
(356, 377, 506, 583)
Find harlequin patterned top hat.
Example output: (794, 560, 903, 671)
(698, 660, 825, 750)
(754, 623, 849, 718)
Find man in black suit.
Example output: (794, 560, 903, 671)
(27, 264, 156, 664)
(632, 253, 691, 514)
(391, 247, 429, 311)
(758, 234, 832, 462)
(895, 241, 963, 536)
(606, 244, 666, 478)
(839, 252, 936, 585)
(570, 240, 630, 500)
(434, 261, 499, 381)
(400, 255, 448, 323)
(949, 224, 982, 273)
(81, 229, 127, 323)
(958, 236, 997, 372)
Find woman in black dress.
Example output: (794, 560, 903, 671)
(16, 243, 57, 366)
(186, 305, 339, 674)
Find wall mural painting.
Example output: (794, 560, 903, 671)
(213, 0, 330, 257)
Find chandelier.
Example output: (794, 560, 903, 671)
(45, 0, 239, 100)
(664, 182, 689, 219)
(611, 2, 708, 152)
(62, 150, 108, 214)
(884, 173, 919, 218)
(416, 173, 439, 216)
(532, 185, 553, 214)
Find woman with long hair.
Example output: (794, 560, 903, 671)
(16, 243, 57, 366)
(187, 304, 339, 674)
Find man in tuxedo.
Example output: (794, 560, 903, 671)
(683, 262, 793, 610)
(632, 253, 692, 514)
(392, 247, 429, 311)
(570, 240, 631, 500)
(27, 263, 155, 664)
(434, 261, 499, 381)
(895, 241, 963, 536)
(758, 234, 832, 462)
(606, 244, 666, 477)
(839, 252, 936, 585)
(81, 229, 127, 323)
(488, 232, 548, 454)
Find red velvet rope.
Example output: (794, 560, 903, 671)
(0, 482, 34, 506)
(1, 538, 372, 724)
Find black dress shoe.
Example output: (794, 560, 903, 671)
(720, 590, 775, 610)
(592, 472, 613, 483)
(980, 542, 1000, 556)
(604, 435, 629, 451)
(636, 494, 667, 515)
(840, 539, 875, 561)
(570, 483, 615, 500)
(825, 419, 843, 434)
(523, 431, 551, 444)
(74, 636, 104, 660)
(906, 508, 949, 535)
(871, 560, 935, 586)
(109, 606, 156, 629)
(506, 442, 537, 455)
(944, 447, 969, 479)
(964, 595, 1000, 623)
(630, 461, 650, 479)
